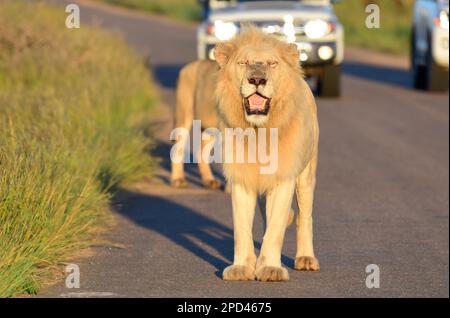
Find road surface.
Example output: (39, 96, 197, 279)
(38, 0, 449, 297)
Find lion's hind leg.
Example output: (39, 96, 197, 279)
(294, 158, 320, 271)
(196, 133, 222, 190)
(171, 63, 196, 188)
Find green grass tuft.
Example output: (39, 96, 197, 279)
(0, 1, 156, 297)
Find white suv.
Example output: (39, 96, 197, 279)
(411, 0, 449, 91)
(197, 0, 344, 97)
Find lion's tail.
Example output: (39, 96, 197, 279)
(286, 208, 295, 227)
(259, 197, 295, 229)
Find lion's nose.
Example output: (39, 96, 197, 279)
(248, 76, 267, 87)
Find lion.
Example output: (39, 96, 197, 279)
(214, 27, 320, 282)
(170, 59, 222, 189)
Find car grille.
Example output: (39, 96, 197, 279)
(252, 21, 306, 37)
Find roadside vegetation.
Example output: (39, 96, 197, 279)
(101, 0, 202, 21)
(334, 0, 414, 55)
(98, 0, 414, 55)
(0, 1, 156, 297)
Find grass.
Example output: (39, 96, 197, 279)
(97, 0, 415, 55)
(0, 1, 156, 297)
(334, 0, 414, 55)
(100, 0, 202, 21)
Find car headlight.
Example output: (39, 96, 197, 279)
(213, 20, 238, 41)
(435, 10, 449, 30)
(304, 19, 332, 39)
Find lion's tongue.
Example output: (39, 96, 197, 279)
(248, 94, 266, 111)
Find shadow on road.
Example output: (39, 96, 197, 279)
(152, 64, 184, 89)
(343, 61, 412, 89)
(115, 189, 234, 272)
(114, 187, 295, 277)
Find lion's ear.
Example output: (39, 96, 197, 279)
(281, 43, 300, 67)
(214, 42, 235, 67)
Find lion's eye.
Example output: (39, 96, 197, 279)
(237, 60, 248, 66)
(268, 60, 278, 68)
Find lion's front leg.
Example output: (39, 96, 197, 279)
(256, 179, 296, 282)
(223, 183, 257, 281)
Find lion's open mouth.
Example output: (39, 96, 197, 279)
(243, 93, 270, 116)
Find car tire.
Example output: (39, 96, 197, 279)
(416, 33, 449, 92)
(413, 64, 428, 90)
(317, 64, 341, 97)
(426, 47, 449, 92)
(411, 28, 428, 90)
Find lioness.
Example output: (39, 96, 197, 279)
(171, 60, 222, 189)
(214, 28, 320, 281)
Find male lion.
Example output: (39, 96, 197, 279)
(214, 28, 320, 282)
(170, 60, 222, 189)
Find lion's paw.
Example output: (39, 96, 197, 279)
(255, 266, 289, 282)
(203, 179, 222, 190)
(294, 256, 320, 271)
(223, 265, 255, 281)
(171, 178, 188, 188)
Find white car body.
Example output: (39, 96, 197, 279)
(197, 0, 344, 67)
(411, 0, 449, 91)
(413, 0, 449, 68)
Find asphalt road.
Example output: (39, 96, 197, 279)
(39, 0, 449, 297)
